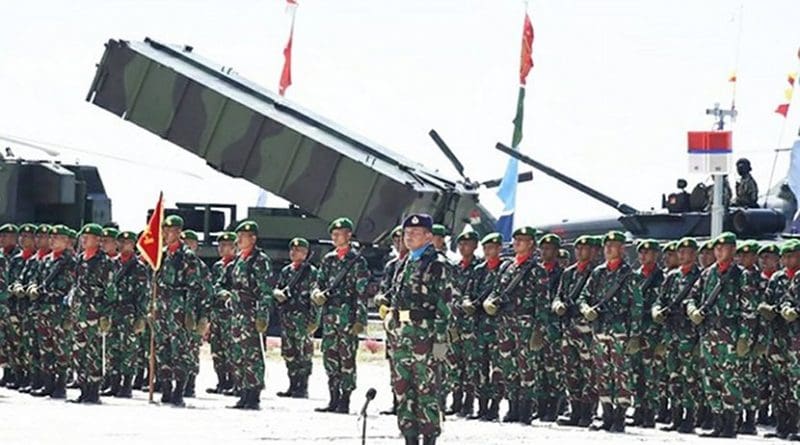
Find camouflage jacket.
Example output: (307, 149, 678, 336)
(390, 244, 455, 343)
(763, 269, 792, 348)
(276, 261, 318, 318)
(577, 261, 643, 335)
(492, 255, 551, 327)
(156, 243, 204, 314)
(314, 246, 369, 326)
(378, 255, 403, 305)
(464, 259, 507, 312)
(779, 272, 800, 337)
(229, 246, 273, 320)
(687, 262, 753, 339)
(210, 256, 235, 312)
(553, 261, 593, 323)
(37, 250, 77, 306)
(451, 256, 482, 318)
(74, 250, 115, 320)
(195, 259, 214, 319)
(107, 254, 149, 318)
(734, 174, 759, 208)
(633, 266, 664, 335)
(655, 265, 702, 332)
(742, 265, 767, 343)
(0, 253, 7, 305)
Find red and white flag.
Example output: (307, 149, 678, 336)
(279, 0, 299, 96)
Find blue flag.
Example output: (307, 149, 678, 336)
(789, 138, 800, 231)
(496, 86, 527, 240)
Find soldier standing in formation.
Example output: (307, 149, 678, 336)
(775, 242, 800, 440)
(207, 232, 237, 395)
(179, 229, 212, 399)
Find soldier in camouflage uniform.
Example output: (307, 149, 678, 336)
(6, 223, 36, 390)
(311, 217, 369, 414)
(558, 248, 572, 270)
(27, 225, 76, 399)
(533, 233, 564, 423)
(445, 229, 481, 416)
(390, 213, 454, 445)
(578, 231, 643, 433)
(98, 227, 120, 395)
(755, 243, 781, 428)
(651, 237, 703, 434)
(482, 226, 546, 424)
(154, 215, 204, 407)
(68, 223, 114, 404)
(627, 240, 663, 428)
(430, 224, 458, 410)
(0, 223, 18, 386)
(226, 220, 273, 410)
(779, 241, 800, 441)
(102, 231, 149, 398)
(686, 232, 754, 438)
(734, 240, 764, 435)
(180, 229, 212, 398)
(733, 158, 759, 208)
(273, 237, 318, 399)
(698, 241, 716, 270)
(460, 232, 504, 420)
(374, 225, 406, 415)
(206, 232, 237, 394)
(19, 224, 52, 394)
(553, 235, 600, 427)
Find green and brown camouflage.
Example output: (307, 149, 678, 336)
(106, 253, 149, 378)
(208, 256, 235, 383)
(86, 38, 496, 242)
(72, 249, 115, 385)
(275, 262, 318, 381)
(36, 250, 77, 377)
(629, 264, 664, 411)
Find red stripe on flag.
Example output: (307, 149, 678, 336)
(519, 13, 534, 85)
(137, 192, 164, 271)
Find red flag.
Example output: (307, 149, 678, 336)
(519, 13, 534, 85)
(279, 1, 298, 96)
(137, 192, 164, 271)
(775, 103, 790, 118)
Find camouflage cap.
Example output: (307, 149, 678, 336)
(538, 233, 562, 247)
(558, 248, 571, 260)
(513, 226, 537, 239)
(636, 239, 661, 252)
(36, 224, 52, 235)
(117, 231, 138, 241)
(574, 235, 600, 247)
(181, 230, 199, 242)
(50, 224, 72, 237)
(19, 223, 37, 234)
(235, 220, 259, 234)
(432, 224, 447, 237)
(163, 215, 184, 229)
(713, 231, 737, 247)
(217, 232, 237, 243)
(328, 217, 354, 233)
(676, 237, 698, 250)
(80, 223, 104, 237)
(481, 232, 503, 246)
(757, 243, 780, 256)
(603, 230, 626, 245)
(102, 227, 120, 239)
(781, 241, 800, 256)
(402, 213, 433, 231)
(0, 223, 18, 234)
(736, 240, 759, 254)
(456, 230, 479, 243)
(391, 225, 403, 238)
(289, 237, 310, 248)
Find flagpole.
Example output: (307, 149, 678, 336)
(148, 269, 158, 402)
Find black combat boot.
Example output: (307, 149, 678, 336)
(315, 382, 340, 413)
(207, 370, 226, 394)
(765, 408, 789, 438)
(101, 375, 120, 397)
(578, 402, 595, 427)
(627, 406, 643, 427)
(720, 410, 737, 438)
(13, 370, 29, 391)
(422, 435, 437, 445)
(757, 405, 771, 426)
(50, 373, 67, 399)
(590, 403, 614, 431)
(133, 368, 145, 391)
(446, 390, 463, 415)
(171, 380, 186, 407)
(277, 376, 296, 397)
(117, 375, 133, 398)
(738, 409, 756, 435)
(469, 397, 488, 420)
(484, 399, 500, 421)
(0, 367, 10, 386)
(788, 410, 800, 441)
(404, 435, 420, 445)
(244, 388, 261, 410)
(292, 375, 309, 399)
(642, 407, 656, 428)
(502, 399, 519, 423)
(228, 388, 248, 409)
(85, 382, 101, 404)
(459, 392, 474, 418)
(655, 397, 670, 423)
(610, 406, 627, 433)
(5, 369, 19, 389)
(660, 405, 683, 431)
(20, 370, 39, 393)
(183, 374, 196, 398)
(69, 383, 87, 403)
(31, 373, 55, 397)
(697, 404, 711, 429)
(335, 390, 351, 414)
(223, 380, 239, 397)
(678, 407, 695, 434)
(557, 400, 582, 426)
(381, 393, 398, 415)
(518, 399, 533, 425)
(543, 397, 560, 422)
(699, 412, 722, 437)
(160, 380, 173, 404)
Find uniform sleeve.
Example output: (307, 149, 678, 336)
(628, 274, 643, 335)
(254, 254, 274, 319)
(99, 257, 116, 316)
(577, 269, 598, 309)
(432, 261, 454, 344)
(179, 252, 205, 315)
(0, 256, 8, 303)
(685, 270, 706, 311)
(135, 262, 150, 317)
(308, 265, 321, 324)
(354, 257, 370, 326)
(533, 269, 551, 325)
(738, 272, 758, 340)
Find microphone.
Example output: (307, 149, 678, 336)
(361, 388, 377, 416)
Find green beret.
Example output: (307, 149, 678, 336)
(328, 217, 354, 233)
(591, 235, 605, 245)
(19, 223, 36, 234)
(117, 231, 138, 241)
(676, 237, 698, 250)
(289, 237, 310, 248)
(163, 215, 184, 229)
(513, 226, 537, 238)
(456, 230, 479, 243)
(713, 231, 737, 247)
(67, 228, 78, 239)
(36, 224, 52, 235)
(558, 248, 571, 260)
(481, 232, 503, 245)
(181, 230, 199, 242)
(217, 232, 237, 243)
(0, 224, 18, 234)
(699, 240, 714, 251)
(391, 225, 403, 238)
(736, 240, 759, 254)
(80, 223, 103, 237)
(758, 244, 780, 256)
(432, 224, 447, 237)
(636, 239, 661, 252)
(603, 230, 626, 244)
(50, 224, 72, 237)
(574, 235, 600, 247)
(538, 233, 562, 247)
(102, 227, 120, 239)
(235, 220, 259, 234)
(780, 241, 800, 256)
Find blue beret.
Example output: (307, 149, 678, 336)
(402, 213, 433, 231)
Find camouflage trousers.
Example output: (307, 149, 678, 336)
(593, 332, 633, 407)
(230, 308, 265, 391)
(698, 327, 741, 414)
(23, 308, 42, 375)
(0, 305, 9, 367)
(209, 309, 233, 377)
(189, 331, 201, 376)
(560, 322, 595, 403)
(154, 304, 194, 382)
(527, 328, 562, 399)
(391, 319, 442, 438)
(279, 310, 313, 379)
(738, 353, 760, 411)
(107, 315, 143, 378)
(3, 308, 22, 370)
(630, 333, 660, 409)
(663, 333, 701, 410)
(464, 315, 495, 398)
(384, 316, 399, 390)
(35, 305, 71, 375)
(72, 317, 103, 384)
(490, 314, 519, 401)
(787, 336, 800, 403)
(321, 312, 358, 393)
(443, 322, 468, 394)
(765, 345, 795, 414)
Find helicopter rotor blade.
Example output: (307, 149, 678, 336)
(0, 134, 61, 156)
(480, 171, 533, 189)
(428, 129, 466, 179)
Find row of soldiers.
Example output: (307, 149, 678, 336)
(375, 222, 800, 443)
